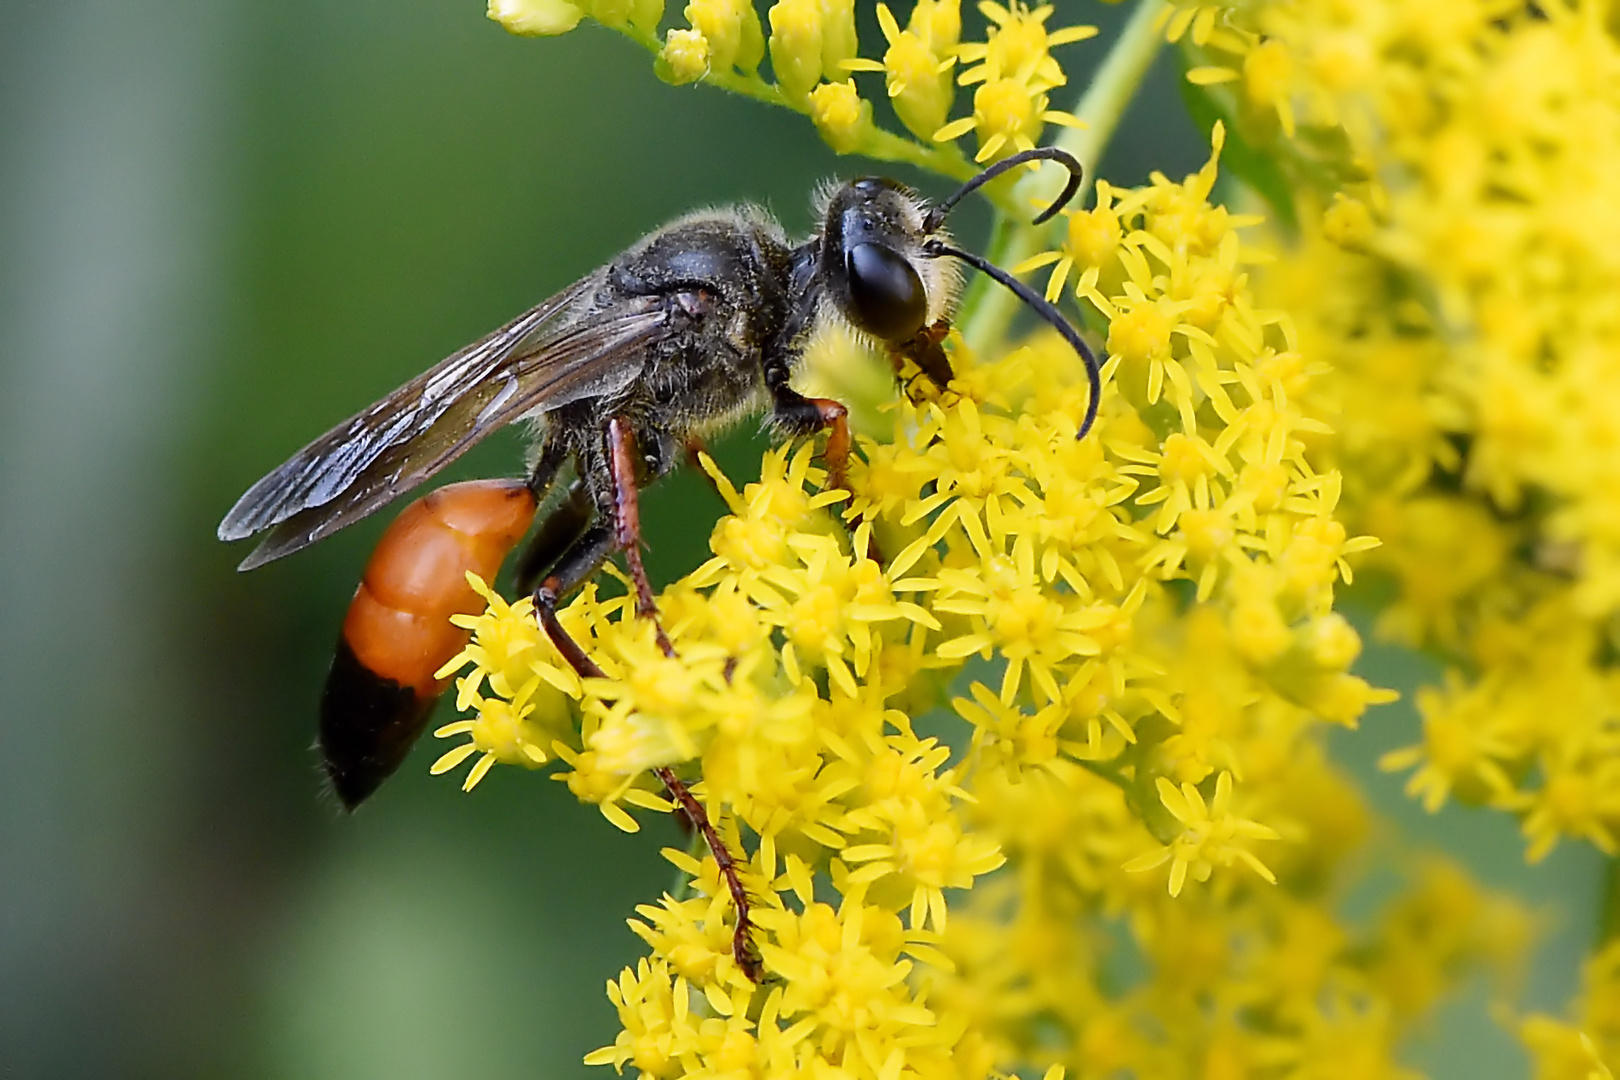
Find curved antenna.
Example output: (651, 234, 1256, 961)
(923, 146, 1086, 233)
(923, 238, 1102, 439)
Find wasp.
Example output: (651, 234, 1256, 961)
(220, 147, 1100, 976)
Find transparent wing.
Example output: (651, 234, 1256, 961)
(219, 272, 670, 570)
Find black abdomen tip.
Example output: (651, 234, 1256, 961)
(319, 639, 439, 809)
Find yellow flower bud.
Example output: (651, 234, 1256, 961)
(888, 38, 952, 140)
(769, 0, 824, 102)
(1312, 674, 1392, 727)
(809, 79, 871, 154)
(586, 0, 629, 24)
(686, 0, 763, 73)
(1109, 306, 1172, 366)
(1306, 613, 1362, 671)
(909, 0, 960, 56)
(1323, 192, 1376, 249)
(658, 27, 711, 85)
(969, 76, 1044, 162)
(985, 12, 1050, 82)
(818, 0, 858, 76)
(586, 0, 662, 33)
(1230, 598, 1292, 665)
(1066, 203, 1120, 267)
(488, 0, 584, 36)
(737, 3, 765, 73)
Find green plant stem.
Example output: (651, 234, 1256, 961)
(956, 0, 1170, 352)
(705, 69, 980, 181)
(1075, 755, 1132, 792)
(1602, 855, 1620, 944)
(860, 128, 980, 182)
(613, 25, 980, 186)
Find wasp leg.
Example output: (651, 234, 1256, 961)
(532, 570, 606, 683)
(514, 481, 592, 598)
(607, 417, 675, 658)
(528, 518, 614, 670)
(770, 389, 852, 495)
(526, 424, 755, 978)
(652, 765, 764, 981)
(528, 575, 764, 983)
(767, 388, 885, 562)
(530, 521, 613, 603)
(892, 318, 954, 393)
(764, 350, 853, 494)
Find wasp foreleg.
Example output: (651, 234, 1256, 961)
(892, 318, 954, 393)
(766, 388, 884, 561)
(770, 390, 852, 495)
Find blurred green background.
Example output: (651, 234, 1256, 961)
(0, 0, 1602, 1076)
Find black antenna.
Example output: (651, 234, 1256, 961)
(921, 146, 1102, 438)
(924, 146, 1087, 233)
(923, 239, 1102, 438)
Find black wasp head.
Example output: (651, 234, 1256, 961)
(816, 147, 1105, 438)
(820, 176, 955, 346)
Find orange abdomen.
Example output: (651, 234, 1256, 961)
(321, 479, 537, 808)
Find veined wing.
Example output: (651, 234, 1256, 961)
(219, 275, 670, 570)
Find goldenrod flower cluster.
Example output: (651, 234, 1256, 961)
(418, 0, 1620, 1075)
(1157, 0, 1620, 1066)
(1166, 0, 1620, 870)
(433, 112, 1474, 1080)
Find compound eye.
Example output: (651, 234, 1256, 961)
(845, 242, 927, 342)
